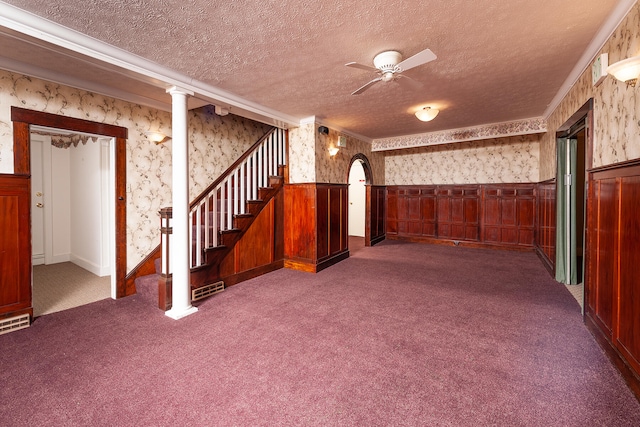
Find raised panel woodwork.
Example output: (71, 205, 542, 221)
(386, 188, 398, 235)
(316, 187, 329, 260)
(592, 178, 617, 334)
(585, 160, 640, 400)
(387, 183, 534, 249)
(616, 176, 640, 371)
(285, 183, 348, 272)
(535, 180, 556, 272)
(365, 185, 386, 246)
(0, 174, 32, 319)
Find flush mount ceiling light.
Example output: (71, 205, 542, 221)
(145, 131, 171, 144)
(607, 55, 640, 87)
(415, 106, 439, 122)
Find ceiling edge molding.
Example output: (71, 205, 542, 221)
(543, 0, 638, 119)
(0, 56, 172, 112)
(371, 118, 547, 152)
(0, 2, 301, 128)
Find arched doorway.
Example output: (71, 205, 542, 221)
(347, 154, 373, 251)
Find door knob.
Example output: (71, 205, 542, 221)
(36, 203, 43, 208)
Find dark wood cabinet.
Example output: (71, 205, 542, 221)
(284, 183, 348, 272)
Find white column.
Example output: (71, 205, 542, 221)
(165, 85, 198, 320)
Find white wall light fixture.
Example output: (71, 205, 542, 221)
(328, 146, 340, 157)
(607, 55, 640, 87)
(145, 131, 171, 144)
(415, 106, 439, 122)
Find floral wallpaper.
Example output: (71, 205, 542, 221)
(385, 135, 540, 185)
(288, 121, 384, 185)
(0, 70, 270, 271)
(540, 2, 640, 180)
(288, 123, 316, 183)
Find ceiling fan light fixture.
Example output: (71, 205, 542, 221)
(415, 107, 439, 122)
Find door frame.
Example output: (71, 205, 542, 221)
(11, 106, 130, 298)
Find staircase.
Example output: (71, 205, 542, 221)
(135, 127, 287, 310)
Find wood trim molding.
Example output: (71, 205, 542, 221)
(10, 107, 130, 298)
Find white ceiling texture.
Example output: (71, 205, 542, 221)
(0, 0, 635, 143)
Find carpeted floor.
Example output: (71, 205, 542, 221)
(2, 241, 639, 426)
(32, 262, 111, 317)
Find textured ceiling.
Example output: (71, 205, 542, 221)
(0, 0, 624, 139)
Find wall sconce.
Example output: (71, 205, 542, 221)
(328, 146, 340, 157)
(415, 106, 439, 122)
(145, 131, 171, 144)
(607, 56, 640, 86)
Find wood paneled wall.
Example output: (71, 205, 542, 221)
(585, 160, 640, 397)
(386, 183, 536, 250)
(284, 183, 349, 272)
(534, 179, 556, 274)
(366, 185, 386, 246)
(0, 174, 32, 321)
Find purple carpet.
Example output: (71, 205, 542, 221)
(1, 240, 639, 426)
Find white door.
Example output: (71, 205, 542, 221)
(30, 134, 52, 265)
(348, 160, 367, 237)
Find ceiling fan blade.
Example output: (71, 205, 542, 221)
(345, 62, 380, 73)
(351, 77, 382, 95)
(396, 74, 424, 91)
(396, 48, 437, 72)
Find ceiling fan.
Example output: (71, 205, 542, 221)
(345, 48, 437, 95)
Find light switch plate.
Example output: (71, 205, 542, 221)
(592, 53, 608, 87)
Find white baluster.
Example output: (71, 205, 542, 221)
(240, 160, 246, 214)
(189, 210, 194, 268)
(204, 196, 210, 249)
(220, 181, 226, 231)
(196, 204, 203, 267)
(233, 169, 239, 217)
(213, 187, 219, 247)
(227, 177, 232, 228)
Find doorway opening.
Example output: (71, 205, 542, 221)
(11, 107, 129, 317)
(556, 100, 592, 310)
(30, 128, 115, 316)
(347, 154, 374, 254)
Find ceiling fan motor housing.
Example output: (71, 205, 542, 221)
(373, 50, 402, 73)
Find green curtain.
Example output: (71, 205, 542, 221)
(555, 137, 578, 284)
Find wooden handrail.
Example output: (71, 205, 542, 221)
(189, 128, 277, 209)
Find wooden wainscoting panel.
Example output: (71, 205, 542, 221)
(592, 178, 617, 336)
(284, 184, 317, 264)
(615, 175, 640, 372)
(0, 175, 32, 320)
(535, 180, 556, 273)
(365, 185, 386, 246)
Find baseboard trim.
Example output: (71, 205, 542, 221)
(386, 235, 535, 252)
(285, 250, 350, 273)
(221, 260, 285, 288)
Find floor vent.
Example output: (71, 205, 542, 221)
(192, 281, 225, 302)
(0, 314, 30, 336)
